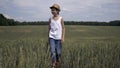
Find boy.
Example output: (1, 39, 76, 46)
(48, 3, 65, 68)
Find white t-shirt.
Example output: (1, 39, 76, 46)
(49, 16, 62, 40)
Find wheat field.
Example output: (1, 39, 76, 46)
(0, 25, 120, 68)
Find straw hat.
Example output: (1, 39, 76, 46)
(50, 4, 60, 11)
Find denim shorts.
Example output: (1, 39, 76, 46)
(49, 38, 62, 62)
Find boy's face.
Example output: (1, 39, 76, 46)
(51, 8, 58, 15)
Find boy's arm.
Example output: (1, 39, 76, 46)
(61, 18, 65, 43)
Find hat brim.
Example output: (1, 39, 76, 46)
(50, 6, 60, 11)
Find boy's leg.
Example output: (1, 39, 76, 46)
(49, 38, 56, 67)
(55, 40, 62, 63)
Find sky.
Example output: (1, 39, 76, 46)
(0, 0, 120, 22)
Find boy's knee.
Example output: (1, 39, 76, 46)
(51, 52, 56, 57)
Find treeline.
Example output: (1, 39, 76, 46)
(65, 21, 120, 26)
(0, 14, 17, 26)
(0, 14, 120, 26)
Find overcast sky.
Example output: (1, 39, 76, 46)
(0, 0, 120, 22)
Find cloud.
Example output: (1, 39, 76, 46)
(3, 13, 13, 19)
(0, 0, 120, 21)
(12, 0, 36, 7)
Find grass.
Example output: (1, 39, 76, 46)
(0, 25, 120, 68)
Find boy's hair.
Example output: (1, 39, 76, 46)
(56, 9, 60, 15)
